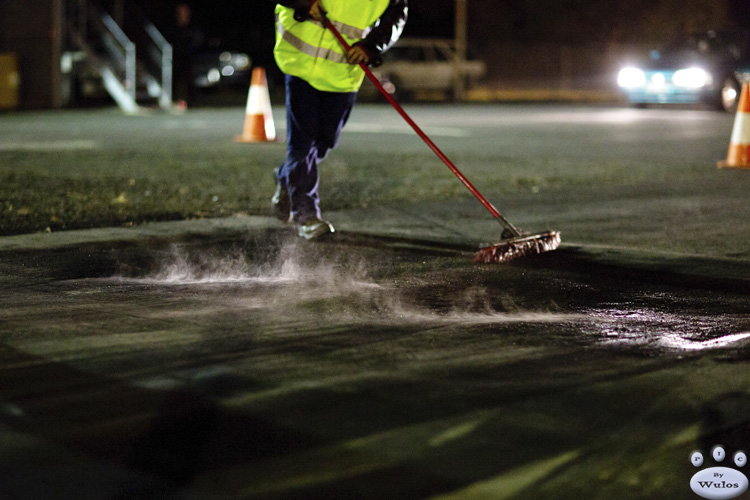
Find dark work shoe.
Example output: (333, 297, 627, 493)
(297, 217, 335, 240)
(271, 183, 291, 223)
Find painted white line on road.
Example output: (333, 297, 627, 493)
(162, 120, 211, 129)
(345, 122, 470, 137)
(431, 450, 582, 500)
(0, 140, 99, 151)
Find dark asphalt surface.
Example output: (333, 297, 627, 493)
(1, 105, 750, 499)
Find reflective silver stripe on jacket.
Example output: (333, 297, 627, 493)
(277, 21, 348, 64)
(312, 19, 371, 40)
(276, 15, 371, 65)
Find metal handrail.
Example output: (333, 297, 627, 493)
(65, 0, 173, 111)
(97, 9, 136, 101)
(142, 20, 173, 109)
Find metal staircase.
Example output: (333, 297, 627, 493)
(64, 0, 173, 112)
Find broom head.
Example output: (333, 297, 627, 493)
(474, 230, 561, 264)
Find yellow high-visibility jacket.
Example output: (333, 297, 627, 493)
(274, 0, 401, 92)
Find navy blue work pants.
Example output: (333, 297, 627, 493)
(275, 74, 357, 223)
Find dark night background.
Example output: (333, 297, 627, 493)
(135, 0, 750, 73)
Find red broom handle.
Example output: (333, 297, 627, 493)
(325, 20, 506, 222)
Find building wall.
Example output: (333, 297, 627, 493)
(0, 0, 63, 109)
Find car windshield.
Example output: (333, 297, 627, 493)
(382, 42, 454, 63)
(661, 31, 747, 60)
(384, 46, 425, 62)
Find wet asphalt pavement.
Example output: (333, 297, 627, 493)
(1, 105, 750, 499)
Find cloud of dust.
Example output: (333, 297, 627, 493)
(125, 242, 583, 326)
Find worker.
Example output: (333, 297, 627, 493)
(270, 0, 408, 239)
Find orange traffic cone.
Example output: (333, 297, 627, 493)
(236, 67, 277, 143)
(718, 81, 750, 169)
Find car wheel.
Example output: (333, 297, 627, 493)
(719, 77, 740, 113)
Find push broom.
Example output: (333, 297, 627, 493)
(325, 18, 561, 264)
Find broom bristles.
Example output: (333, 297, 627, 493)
(474, 231, 561, 264)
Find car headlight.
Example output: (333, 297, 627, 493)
(617, 67, 646, 88)
(231, 54, 251, 70)
(219, 51, 251, 71)
(207, 68, 221, 84)
(673, 68, 711, 88)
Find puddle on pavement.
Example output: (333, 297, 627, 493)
(585, 306, 750, 353)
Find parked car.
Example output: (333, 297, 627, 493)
(192, 40, 252, 90)
(617, 30, 750, 112)
(360, 38, 486, 100)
